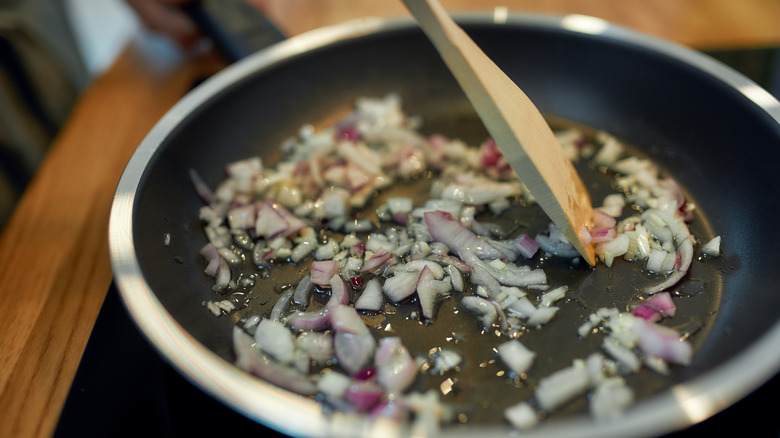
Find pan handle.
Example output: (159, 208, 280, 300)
(180, 0, 286, 63)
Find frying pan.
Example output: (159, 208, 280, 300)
(109, 13, 780, 437)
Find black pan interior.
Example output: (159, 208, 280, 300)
(130, 20, 780, 422)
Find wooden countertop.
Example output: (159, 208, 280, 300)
(1, 1, 779, 436)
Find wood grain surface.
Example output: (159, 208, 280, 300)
(0, 1, 778, 437)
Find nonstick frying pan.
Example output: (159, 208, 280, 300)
(109, 13, 780, 437)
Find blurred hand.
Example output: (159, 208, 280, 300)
(125, 0, 201, 47)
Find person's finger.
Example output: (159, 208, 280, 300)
(125, 0, 201, 47)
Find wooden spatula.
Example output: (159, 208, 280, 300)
(401, 0, 596, 266)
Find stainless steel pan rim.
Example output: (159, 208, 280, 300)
(109, 12, 780, 437)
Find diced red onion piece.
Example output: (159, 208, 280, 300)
(382, 270, 422, 303)
(296, 331, 334, 363)
(354, 367, 377, 381)
(287, 307, 331, 331)
(643, 238, 693, 293)
(329, 305, 376, 375)
(270, 288, 295, 322)
(355, 278, 384, 312)
(593, 209, 618, 227)
(189, 168, 215, 204)
(590, 227, 617, 243)
(631, 292, 676, 322)
(329, 274, 351, 307)
(199, 243, 221, 277)
(232, 326, 316, 395)
(424, 210, 504, 260)
(634, 320, 692, 365)
(361, 247, 396, 274)
(344, 379, 384, 412)
(370, 400, 409, 421)
(254, 318, 296, 364)
(335, 331, 376, 375)
(330, 304, 371, 336)
(416, 266, 438, 320)
(311, 260, 339, 287)
(375, 337, 418, 393)
(293, 274, 313, 306)
(215, 259, 231, 290)
(227, 204, 256, 230)
(515, 234, 540, 259)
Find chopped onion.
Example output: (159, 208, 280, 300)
(504, 402, 538, 430)
(424, 211, 503, 260)
(700, 236, 721, 257)
(355, 278, 384, 312)
(535, 361, 590, 412)
(254, 318, 297, 364)
(631, 292, 676, 322)
(311, 260, 339, 287)
(375, 337, 418, 393)
(497, 339, 536, 375)
(634, 319, 692, 365)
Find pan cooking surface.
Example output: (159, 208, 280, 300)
(112, 15, 780, 437)
(198, 110, 723, 424)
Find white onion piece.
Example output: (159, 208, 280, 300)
(700, 236, 721, 257)
(497, 340, 536, 375)
(601, 337, 641, 373)
(504, 402, 538, 430)
(383, 271, 422, 303)
(590, 378, 634, 421)
(297, 331, 334, 363)
(506, 297, 537, 319)
(214, 258, 231, 291)
(233, 327, 317, 395)
(199, 243, 221, 277)
(269, 288, 295, 322)
(540, 286, 567, 308)
(375, 337, 418, 393)
(643, 237, 693, 294)
(227, 204, 256, 230)
(316, 370, 351, 398)
(355, 278, 384, 312)
(527, 306, 559, 328)
(293, 274, 313, 305)
(255, 199, 306, 239)
(445, 264, 464, 293)
(415, 266, 438, 319)
(535, 361, 590, 412)
(329, 274, 350, 307)
(254, 319, 297, 364)
(460, 296, 497, 329)
(458, 249, 501, 297)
